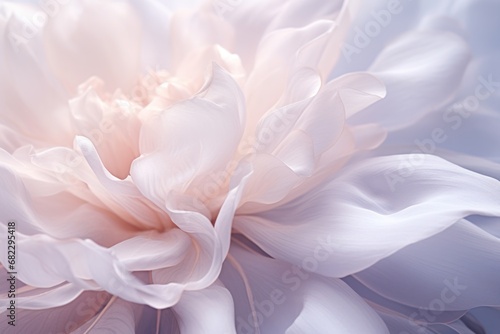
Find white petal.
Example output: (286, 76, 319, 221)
(243, 8, 357, 132)
(235, 155, 500, 277)
(244, 20, 333, 125)
(253, 71, 384, 183)
(351, 29, 470, 130)
(0, 161, 43, 235)
(355, 220, 500, 310)
(2, 148, 158, 260)
(238, 154, 301, 210)
(1, 283, 84, 310)
(274, 130, 316, 177)
(285, 278, 388, 334)
(212, 0, 345, 68)
(111, 229, 191, 271)
(343, 276, 466, 326)
(172, 282, 236, 334)
(0, 226, 188, 309)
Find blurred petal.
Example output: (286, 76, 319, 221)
(72, 297, 139, 334)
(0, 291, 110, 334)
(343, 276, 466, 326)
(43, 0, 141, 93)
(355, 220, 500, 310)
(220, 242, 388, 333)
(351, 29, 470, 129)
(0, 6, 71, 146)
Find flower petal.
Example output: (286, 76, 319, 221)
(0, 225, 190, 309)
(355, 219, 500, 310)
(172, 282, 236, 334)
(73, 136, 167, 231)
(43, 0, 141, 93)
(343, 276, 466, 327)
(72, 297, 139, 334)
(111, 229, 191, 271)
(0, 163, 42, 235)
(0, 291, 110, 334)
(69, 86, 141, 179)
(235, 155, 500, 277)
(351, 29, 470, 130)
(220, 242, 388, 333)
(153, 162, 251, 289)
(1, 283, 84, 310)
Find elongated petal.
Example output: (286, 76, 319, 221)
(111, 229, 191, 271)
(355, 220, 500, 310)
(235, 155, 500, 277)
(0, 225, 190, 309)
(2, 285, 87, 311)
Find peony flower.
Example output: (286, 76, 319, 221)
(1, 0, 500, 333)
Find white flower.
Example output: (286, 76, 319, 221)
(1, 0, 500, 333)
